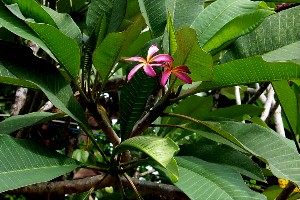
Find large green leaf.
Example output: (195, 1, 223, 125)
(0, 2, 54, 59)
(222, 5, 300, 62)
(107, 0, 126, 33)
(93, 16, 145, 82)
(119, 40, 159, 139)
(0, 41, 90, 132)
(26, 22, 80, 80)
(86, 0, 113, 35)
(138, 0, 167, 37)
(179, 142, 265, 181)
(0, 112, 65, 135)
(167, 0, 204, 31)
(42, 6, 82, 45)
(114, 136, 179, 182)
(196, 56, 300, 92)
(187, 121, 300, 186)
(191, 0, 272, 52)
(172, 27, 213, 84)
(0, 61, 38, 89)
(175, 156, 266, 200)
(2, 0, 57, 27)
(0, 134, 79, 193)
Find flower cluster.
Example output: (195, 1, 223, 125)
(125, 45, 192, 86)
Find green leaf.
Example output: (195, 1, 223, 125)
(222, 6, 300, 62)
(0, 2, 55, 59)
(167, 0, 204, 31)
(196, 56, 300, 92)
(179, 142, 265, 181)
(163, 12, 177, 56)
(190, 121, 300, 186)
(172, 27, 213, 84)
(119, 39, 159, 139)
(93, 16, 145, 82)
(114, 136, 179, 182)
(206, 105, 264, 121)
(0, 41, 90, 133)
(2, 0, 57, 27)
(0, 61, 38, 89)
(191, 0, 272, 51)
(0, 112, 65, 134)
(26, 21, 81, 80)
(161, 95, 212, 136)
(175, 156, 266, 200)
(272, 80, 299, 135)
(202, 9, 273, 53)
(42, 6, 82, 45)
(86, 0, 113, 35)
(107, 0, 126, 33)
(138, 0, 167, 37)
(0, 134, 79, 193)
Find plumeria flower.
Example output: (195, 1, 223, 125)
(161, 62, 192, 86)
(125, 45, 173, 82)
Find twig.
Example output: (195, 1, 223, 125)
(247, 82, 270, 104)
(261, 85, 274, 122)
(276, 181, 296, 200)
(10, 87, 28, 116)
(234, 86, 241, 105)
(9, 174, 188, 199)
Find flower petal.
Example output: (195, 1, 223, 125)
(147, 45, 159, 61)
(143, 64, 156, 77)
(127, 63, 145, 82)
(125, 56, 146, 63)
(161, 69, 172, 86)
(151, 54, 174, 63)
(173, 65, 191, 74)
(173, 71, 192, 84)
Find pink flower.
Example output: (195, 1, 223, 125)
(125, 45, 173, 82)
(161, 62, 192, 86)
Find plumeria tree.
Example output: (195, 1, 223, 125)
(0, 0, 300, 199)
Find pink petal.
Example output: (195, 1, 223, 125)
(174, 72, 192, 84)
(147, 45, 159, 61)
(173, 65, 191, 74)
(127, 63, 145, 82)
(161, 70, 172, 86)
(125, 56, 146, 63)
(143, 64, 156, 77)
(151, 54, 174, 63)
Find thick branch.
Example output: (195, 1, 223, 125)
(9, 174, 188, 199)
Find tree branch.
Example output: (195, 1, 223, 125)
(9, 174, 188, 199)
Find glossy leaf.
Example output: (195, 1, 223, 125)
(0, 2, 54, 59)
(222, 6, 300, 62)
(191, 0, 272, 51)
(0, 112, 65, 134)
(188, 121, 300, 186)
(196, 56, 300, 92)
(175, 156, 266, 200)
(93, 16, 144, 82)
(172, 27, 213, 85)
(2, 0, 57, 27)
(42, 6, 82, 45)
(119, 39, 159, 139)
(107, 0, 126, 33)
(167, 0, 204, 31)
(86, 0, 113, 35)
(0, 134, 79, 193)
(0, 41, 90, 132)
(114, 136, 179, 182)
(138, 0, 167, 37)
(26, 22, 81, 80)
(202, 9, 273, 53)
(0, 61, 38, 89)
